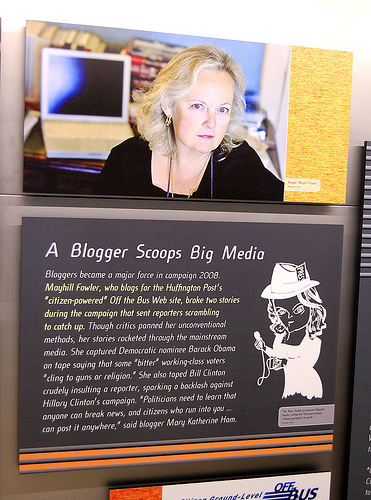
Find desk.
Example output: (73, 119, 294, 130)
(23, 120, 281, 196)
(24, 122, 103, 195)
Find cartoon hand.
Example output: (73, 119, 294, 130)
(254, 331, 266, 351)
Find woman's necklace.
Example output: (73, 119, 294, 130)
(166, 154, 214, 198)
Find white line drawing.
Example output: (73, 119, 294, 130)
(254, 262, 327, 399)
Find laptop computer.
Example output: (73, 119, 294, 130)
(40, 47, 133, 159)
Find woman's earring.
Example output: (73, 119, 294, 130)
(165, 115, 172, 127)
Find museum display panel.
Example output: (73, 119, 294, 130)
(0, 3, 370, 499)
(19, 217, 343, 472)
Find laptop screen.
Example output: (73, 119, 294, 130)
(41, 48, 131, 122)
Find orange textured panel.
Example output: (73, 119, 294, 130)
(284, 46, 353, 203)
(110, 486, 162, 500)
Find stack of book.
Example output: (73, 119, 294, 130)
(25, 21, 185, 111)
(122, 38, 185, 126)
(25, 21, 108, 103)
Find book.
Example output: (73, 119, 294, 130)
(25, 22, 59, 101)
(85, 33, 101, 52)
(50, 28, 70, 48)
(70, 31, 91, 51)
(126, 37, 185, 62)
(25, 21, 47, 100)
(124, 38, 185, 125)
(62, 29, 79, 49)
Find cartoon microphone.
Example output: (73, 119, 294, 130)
(253, 331, 268, 386)
(254, 331, 265, 352)
(254, 331, 262, 341)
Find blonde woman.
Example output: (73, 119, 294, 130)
(94, 44, 284, 201)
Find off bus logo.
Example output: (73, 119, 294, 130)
(263, 481, 319, 499)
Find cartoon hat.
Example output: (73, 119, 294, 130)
(261, 262, 320, 299)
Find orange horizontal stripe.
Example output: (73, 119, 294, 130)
(19, 434, 332, 462)
(19, 443, 332, 472)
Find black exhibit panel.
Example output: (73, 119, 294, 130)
(19, 217, 343, 472)
(347, 142, 371, 498)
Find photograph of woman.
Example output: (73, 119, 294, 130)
(253, 262, 327, 400)
(93, 44, 284, 201)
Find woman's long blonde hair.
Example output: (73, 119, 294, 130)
(133, 44, 247, 158)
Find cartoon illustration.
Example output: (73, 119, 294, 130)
(254, 262, 327, 399)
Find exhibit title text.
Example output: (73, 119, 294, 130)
(45, 242, 265, 264)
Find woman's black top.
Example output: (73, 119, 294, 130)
(93, 135, 284, 201)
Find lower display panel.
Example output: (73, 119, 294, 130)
(109, 472, 331, 500)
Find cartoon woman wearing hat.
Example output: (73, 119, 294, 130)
(254, 262, 327, 399)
